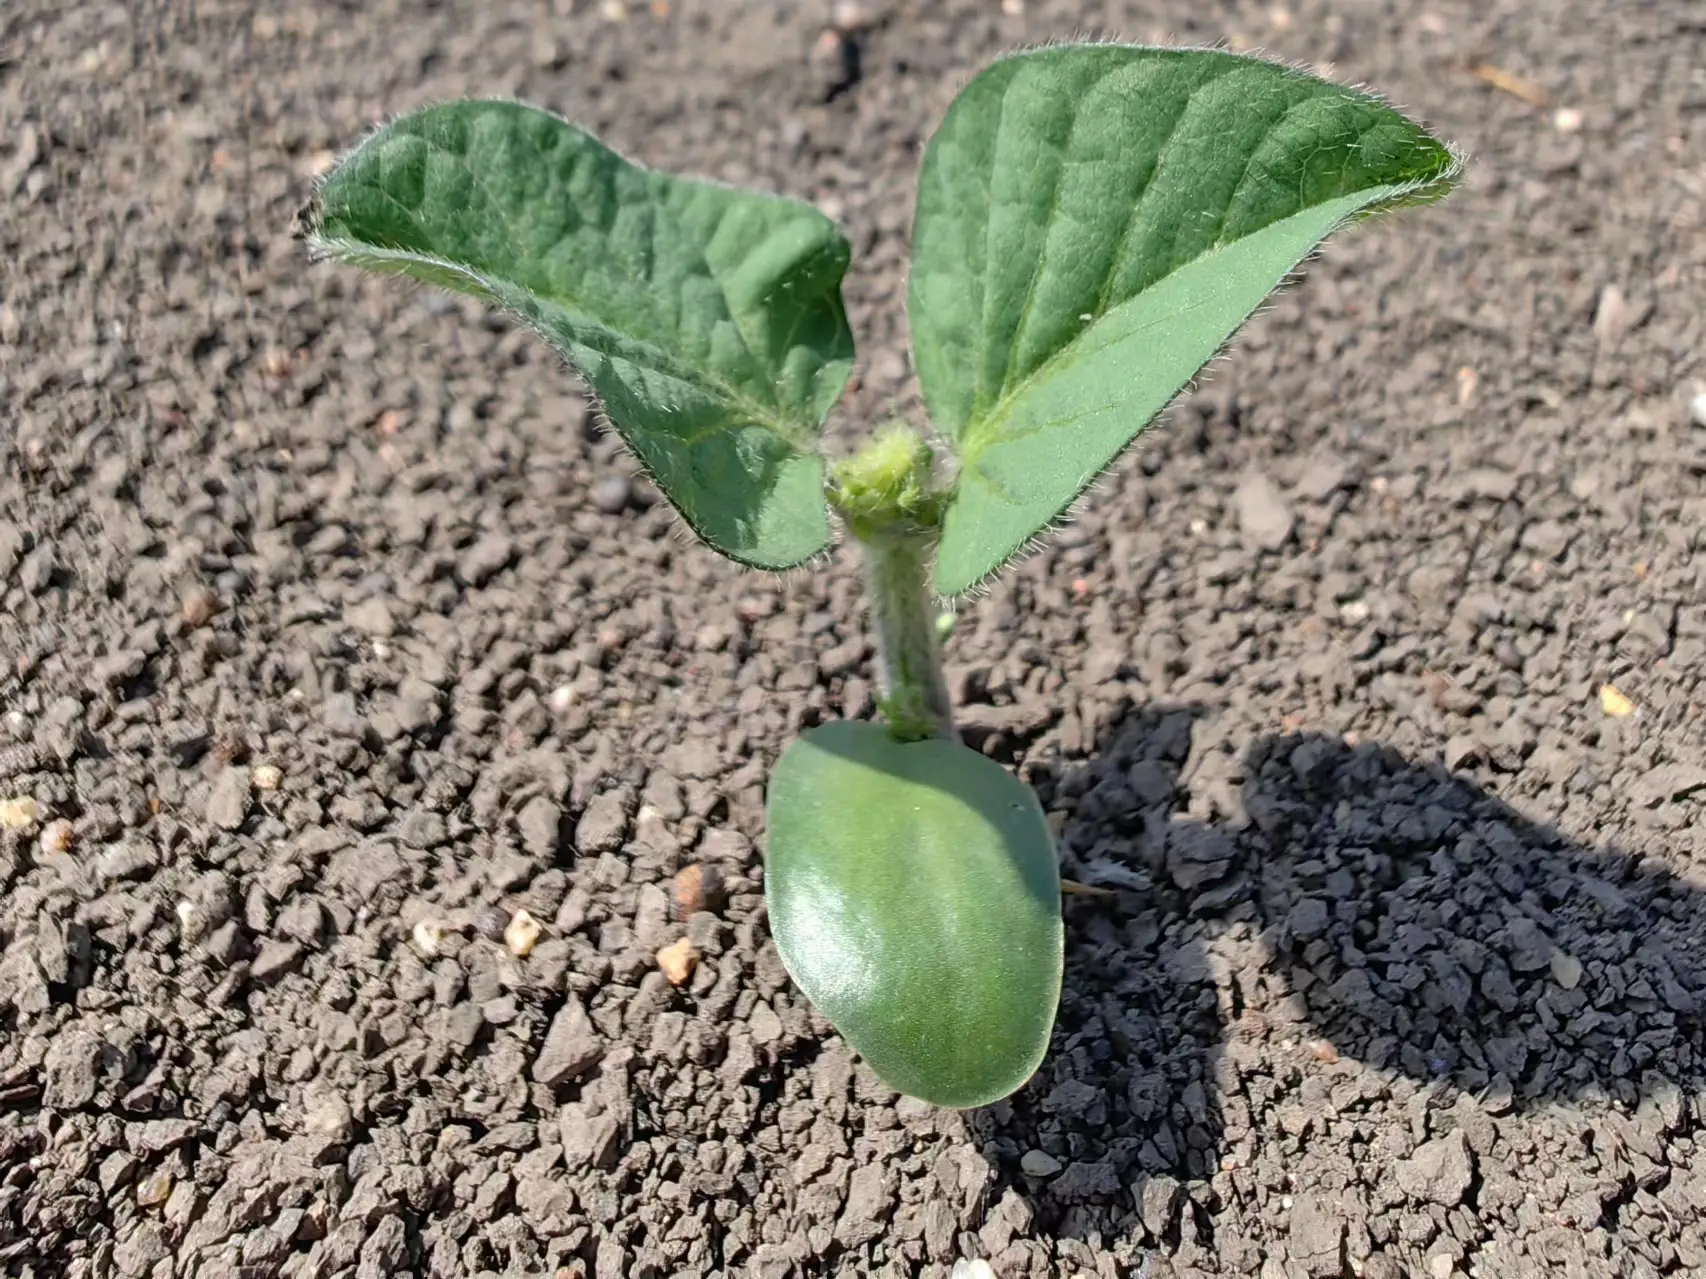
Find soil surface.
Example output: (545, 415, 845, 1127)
(3, 1, 1705, 1277)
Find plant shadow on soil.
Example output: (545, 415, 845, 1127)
(963, 705, 1704, 1250)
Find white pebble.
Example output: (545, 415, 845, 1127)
(251, 763, 283, 791)
(548, 685, 577, 715)
(505, 909, 543, 958)
(412, 918, 447, 957)
(1690, 390, 1706, 429)
(831, 1, 868, 31)
(38, 818, 74, 855)
(0, 796, 41, 830)
(1552, 106, 1583, 133)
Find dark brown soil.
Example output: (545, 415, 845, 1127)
(3, 1, 1705, 1277)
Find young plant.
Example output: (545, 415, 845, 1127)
(306, 45, 1459, 1108)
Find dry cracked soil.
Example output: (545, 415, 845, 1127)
(2, 0, 1705, 1277)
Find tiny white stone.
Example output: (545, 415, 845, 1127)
(371, 640, 391, 661)
(1019, 1149, 1062, 1177)
(1549, 947, 1584, 990)
(548, 684, 577, 715)
(251, 763, 283, 792)
(0, 796, 40, 830)
(412, 918, 444, 957)
(38, 818, 74, 856)
(1553, 106, 1583, 133)
(831, 1, 868, 30)
(505, 909, 543, 958)
(1690, 390, 1706, 429)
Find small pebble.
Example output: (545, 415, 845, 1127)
(476, 908, 507, 942)
(182, 587, 220, 628)
(0, 795, 40, 830)
(251, 763, 283, 792)
(1599, 683, 1635, 718)
(671, 862, 725, 919)
(590, 474, 632, 514)
(1549, 948, 1584, 990)
(831, 0, 869, 30)
(38, 818, 74, 855)
(1428, 1255, 1455, 1279)
(211, 736, 249, 766)
(1552, 106, 1582, 133)
(656, 936, 701, 986)
(1690, 390, 1706, 429)
(135, 1168, 173, 1208)
(412, 919, 448, 958)
(1020, 1149, 1062, 1177)
(505, 908, 543, 958)
(548, 685, 577, 715)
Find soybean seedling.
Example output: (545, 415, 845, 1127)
(306, 44, 1459, 1108)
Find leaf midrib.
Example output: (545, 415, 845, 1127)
(994, 57, 1249, 419)
(958, 133, 1444, 485)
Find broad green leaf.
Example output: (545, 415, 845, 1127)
(310, 101, 854, 570)
(765, 721, 1062, 1108)
(910, 46, 1461, 594)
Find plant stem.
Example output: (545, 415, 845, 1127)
(859, 529, 956, 742)
(826, 421, 957, 743)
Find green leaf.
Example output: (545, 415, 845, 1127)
(910, 46, 1461, 594)
(310, 101, 854, 570)
(765, 721, 1062, 1108)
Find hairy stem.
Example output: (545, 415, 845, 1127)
(860, 531, 956, 742)
(827, 422, 956, 743)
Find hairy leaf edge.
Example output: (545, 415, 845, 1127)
(304, 99, 858, 572)
(910, 46, 1464, 595)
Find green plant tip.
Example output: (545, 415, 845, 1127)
(829, 423, 946, 541)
